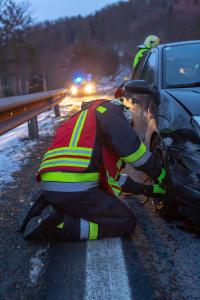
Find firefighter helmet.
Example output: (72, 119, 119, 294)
(143, 35, 160, 48)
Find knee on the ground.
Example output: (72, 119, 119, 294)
(124, 213, 137, 236)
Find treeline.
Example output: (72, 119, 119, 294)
(0, 0, 200, 96)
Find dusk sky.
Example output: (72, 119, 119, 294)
(19, 0, 128, 22)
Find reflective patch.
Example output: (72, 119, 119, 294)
(40, 158, 90, 169)
(122, 143, 147, 163)
(80, 219, 89, 240)
(89, 222, 98, 240)
(57, 222, 64, 229)
(153, 184, 166, 195)
(69, 110, 88, 147)
(157, 168, 166, 184)
(40, 181, 99, 192)
(44, 147, 92, 159)
(118, 174, 128, 187)
(130, 151, 151, 167)
(41, 172, 100, 183)
(116, 159, 123, 169)
(96, 106, 107, 113)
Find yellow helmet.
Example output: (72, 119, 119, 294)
(143, 35, 160, 48)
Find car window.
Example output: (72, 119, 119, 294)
(140, 52, 157, 85)
(163, 43, 200, 87)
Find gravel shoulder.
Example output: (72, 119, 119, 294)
(0, 136, 52, 300)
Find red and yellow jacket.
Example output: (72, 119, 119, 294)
(37, 99, 149, 196)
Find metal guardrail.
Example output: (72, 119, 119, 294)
(0, 88, 68, 138)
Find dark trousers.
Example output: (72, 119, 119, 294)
(43, 187, 136, 240)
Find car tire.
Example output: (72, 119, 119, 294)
(151, 135, 180, 220)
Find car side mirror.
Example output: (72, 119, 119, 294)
(124, 80, 154, 95)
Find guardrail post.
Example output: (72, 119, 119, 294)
(28, 117, 39, 139)
(54, 104, 60, 117)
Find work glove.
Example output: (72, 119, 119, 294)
(143, 184, 166, 198)
(156, 168, 167, 185)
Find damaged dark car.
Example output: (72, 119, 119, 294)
(120, 41, 200, 224)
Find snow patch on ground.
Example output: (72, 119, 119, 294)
(29, 247, 49, 285)
(0, 96, 73, 193)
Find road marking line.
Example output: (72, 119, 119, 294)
(84, 238, 132, 300)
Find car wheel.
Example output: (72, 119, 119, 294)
(151, 135, 180, 219)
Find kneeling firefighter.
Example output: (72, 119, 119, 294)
(20, 99, 166, 241)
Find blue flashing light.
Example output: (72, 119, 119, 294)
(74, 76, 83, 83)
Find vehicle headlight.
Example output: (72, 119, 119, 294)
(192, 116, 200, 138)
(71, 85, 78, 95)
(85, 84, 93, 94)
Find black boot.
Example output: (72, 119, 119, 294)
(19, 190, 48, 232)
(24, 206, 62, 239)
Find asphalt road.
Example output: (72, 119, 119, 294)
(0, 91, 200, 300)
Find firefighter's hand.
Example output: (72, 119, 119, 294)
(143, 184, 166, 198)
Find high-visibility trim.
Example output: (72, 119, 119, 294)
(118, 174, 128, 187)
(157, 168, 166, 184)
(106, 171, 122, 196)
(122, 143, 147, 163)
(153, 184, 166, 195)
(80, 219, 89, 240)
(133, 48, 148, 67)
(40, 158, 90, 169)
(96, 106, 107, 113)
(57, 223, 64, 229)
(40, 181, 99, 192)
(44, 147, 92, 159)
(89, 222, 98, 240)
(130, 151, 151, 168)
(116, 159, 123, 170)
(111, 185, 121, 196)
(41, 172, 100, 182)
(69, 110, 88, 147)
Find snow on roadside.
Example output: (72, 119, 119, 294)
(29, 246, 49, 285)
(0, 96, 77, 193)
(96, 65, 132, 91)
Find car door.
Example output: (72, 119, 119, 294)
(126, 51, 158, 141)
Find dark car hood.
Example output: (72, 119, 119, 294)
(166, 88, 200, 116)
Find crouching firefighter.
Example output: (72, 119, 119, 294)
(19, 99, 166, 241)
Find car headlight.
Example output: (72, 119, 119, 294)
(192, 116, 200, 138)
(85, 84, 94, 94)
(71, 85, 78, 95)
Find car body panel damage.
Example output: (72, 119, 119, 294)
(163, 137, 200, 221)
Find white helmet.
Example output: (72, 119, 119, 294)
(144, 35, 160, 48)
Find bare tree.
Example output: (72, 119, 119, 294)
(0, 0, 31, 43)
(0, 0, 32, 96)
